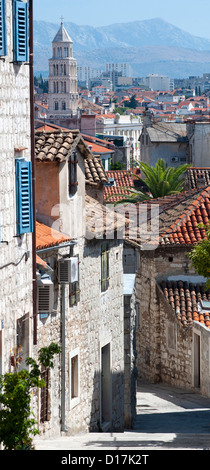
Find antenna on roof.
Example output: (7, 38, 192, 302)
(61, 16, 64, 24)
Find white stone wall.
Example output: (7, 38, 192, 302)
(34, 236, 124, 436)
(0, 0, 33, 374)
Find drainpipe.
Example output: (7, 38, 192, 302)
(29, 0, 37, 345)
(61, 283, 67, 432)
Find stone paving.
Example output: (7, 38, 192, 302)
(34, 380, 210, 450)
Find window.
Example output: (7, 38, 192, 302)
(68, 151, 78, 196)
(64, 47, 69, 57)
(13, 0, 29, 63)
(62, 101, 66, 110)
(71, 355, 78, 399)
(17, 313, 29, 370)
(54, 101, 58, 110)
(69, 256, 80, 307)
(15, 159, 33, 235)
(69, 350, 80, 409)
(101, 243, 109, 292)
(0, 0, 7, 57)
(69, 281, 80, 306)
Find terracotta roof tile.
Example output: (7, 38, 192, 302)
(159, 187, 210, 246)
(85, 194, 128, 238)
(84, 141, 114, 154)
(160, 280, 210, 329)
(115, 187, 210, 247)
(185, 168, 210, 190)
(104, 170, 134, 203)
(35, 130, 108, 184)
(36, 221, 71, 250)
(36, 254, 48, 269)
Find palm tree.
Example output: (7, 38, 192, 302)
(110, 158, 189, 205)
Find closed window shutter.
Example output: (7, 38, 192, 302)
(16, 160, 33, 235)
(13, 0, 28, 62)
(0, 0, 7, 56)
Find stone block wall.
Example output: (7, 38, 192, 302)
(136, 249, 193, 389)
(124, 290, 137, 428)
(157, 285, 193, 389)
(136, 252, 161, 383)
(34, 235, 124, 437)
(0, 0, 33, 375)
(193, 322, 210, 398)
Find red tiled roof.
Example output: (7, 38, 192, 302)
(159, 187, 210, 246)
(84, 141, 114, 154)
(186, 167, 210, 190)
(36, 254, 49, 269)
(36, 221, 71, 250)
(104, 170, 134, 203)
(35, 130, 108, 184)
(160, 280, 210, 328)
(116, 187, 210, 247)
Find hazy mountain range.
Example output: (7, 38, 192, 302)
(33, 18, 210, 78)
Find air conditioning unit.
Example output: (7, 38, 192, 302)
(171, 156, 179, 163)
(37, 276, 54, 313)
(58, 257, 79, 284)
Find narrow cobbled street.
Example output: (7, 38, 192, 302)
(34, 380, 210, 450)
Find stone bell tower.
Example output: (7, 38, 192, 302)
(48, 20, 78, 119)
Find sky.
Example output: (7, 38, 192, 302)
(34, 0, 210, 39)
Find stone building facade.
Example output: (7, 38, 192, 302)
(128, 187, 210, 398)
(140, 121, 189, 167)
(0, 0, 33, 375)
(34, 129, 126, 436)
(136, 248, 193, 387)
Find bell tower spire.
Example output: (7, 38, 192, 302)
(47, 20, 78, 120)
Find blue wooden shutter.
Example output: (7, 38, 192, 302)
(13, 0, 28, 62)
(0, 0, 7, 56)
(16, 160, 33, 235)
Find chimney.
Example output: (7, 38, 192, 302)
(196, 173, 206, 188)
(143, 109, 152, 128)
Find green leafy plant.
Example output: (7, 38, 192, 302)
(188, 223, 210, 288)
(0, 342, 60, 450)
(107, 158, 190, 205)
